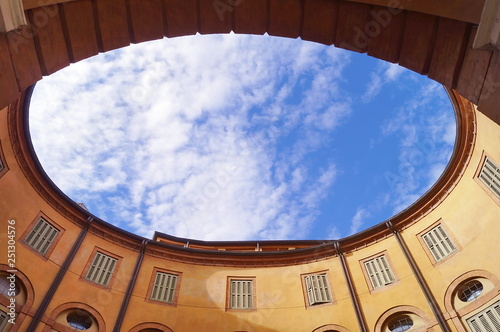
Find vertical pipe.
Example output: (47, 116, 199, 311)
(335, 242, 368, 332)
(27, 217, 93, 332)
(113, 239, 148, 332)
(386, 221, 452, 332)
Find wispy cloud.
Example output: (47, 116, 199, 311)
(380, 81, 456, 214)
(349, 207, 371, 235)
(362, 62, 406, 102)
(30, 34, 353, 241)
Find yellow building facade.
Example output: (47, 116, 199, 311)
(1, 0, 500, 331)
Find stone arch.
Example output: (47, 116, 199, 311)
(374, 305, 436, 332)
(0, 264, 35, 332)
(443, 269, 500, 332)
(0, 264, 35, 308)
(312, 323, 351, 332)
(129, 322, 174, 332)
(43, 302, 106, 332)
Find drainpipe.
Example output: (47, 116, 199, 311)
(335, 241, 368, 332)
(27, 216, 93, 332)
(113, 239, 148, 332)
(386, 221, 452, 332)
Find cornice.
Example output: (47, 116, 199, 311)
(7, 86, 477, 265)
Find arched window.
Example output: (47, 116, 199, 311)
(388, 316, 413, 332)
(457, 280, 484, 302)
(66, 309, 94, 330)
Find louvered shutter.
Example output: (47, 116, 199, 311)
(364, 255, 395, 289)
(85, 252, 118, 286)
(466, 301, 500, 332)
(230, 280, 253, 309)
(150, 272, 178, 303)
(24, 218, 59, 255)
(479, 157, 500, 199)
(305, 274, 332, 305)
(422, 224, 457, 261)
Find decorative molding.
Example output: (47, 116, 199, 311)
(7, 86, 477, 266)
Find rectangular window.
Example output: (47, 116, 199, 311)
(85, 252, 118, 287)
(364, 255, 395, 289)
(466, 300, 500, 332)
(150, 272, 178, 304)
(422, 224, 457, 262)
(304, 273, 332, 306)
(24, 217, 60, 256)
(0, 310, 7, 330)
(478, 156, 500, 200)
(229, 279, 253, 310)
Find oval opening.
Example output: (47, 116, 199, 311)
(29, 34, 456, 241)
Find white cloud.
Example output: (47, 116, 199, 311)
(30, 34, 353, 241)
(349, 208, 370, 235)
(379, 81, 456, 216)
(384, 63, 405, 81)
(362, 62, 407, 102)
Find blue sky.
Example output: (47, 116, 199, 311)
(29, 34, 456, 241)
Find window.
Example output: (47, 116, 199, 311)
(150, 272, 178, 304)
(466, 300, 500, 332)
(388, 316, 413, 332)
(24, 217, 60, 256)
(364, 255, 395, 289)
(0, 310, 7, 330)
(458, 280, 484, 302)
(66, 310, 93, 330)
(0, 275, 19, 297)
(85, 252, 118, 287)
(422, 224, 457, 262)
(229, 279, 254, 310)
(304, 273, 332, 306)
(0, 141, 8, 179)
(478, 156, 500, 200)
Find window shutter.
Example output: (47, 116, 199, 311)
(24, 217, 59, 255)
(466, 300, 500, 332)
(305, 274, 332, 305)
(479, 157, 500, 199)
(150, 272, 178, 304)
(305, 275, 315, 305)
(364, 255, 395, 289)
(85, 252, 117, 287)
(230, 280, 253, 309)
(0, 310, 7, 330)
(422, 224, 456, 262)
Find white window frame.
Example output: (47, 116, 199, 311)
(24, 217, 60, 256)
(229, 279, 254, 310)
(304, 273, 332, 306)
(150, 271, 179, 304)
(466, 300, 500, 332)
(364, 255, 395, 290)
(422, 224, 457, 262)
(85, 252, 118, 287)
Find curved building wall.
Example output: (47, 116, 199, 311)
(0, 88, 499, 332)
(0, 1, 499, 331)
